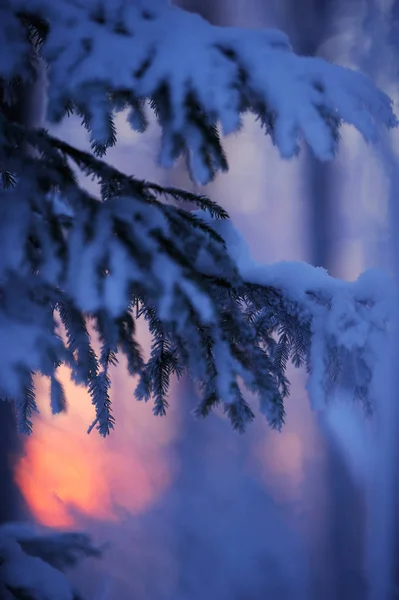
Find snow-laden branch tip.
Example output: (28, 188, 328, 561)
(7, 0, 398, 183)
(198, 213, 393, 413)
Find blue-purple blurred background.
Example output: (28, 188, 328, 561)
(7, 1, 399, 598)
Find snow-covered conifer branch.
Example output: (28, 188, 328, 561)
(0, 0, 395, 434)
(0, 113, 391, 432)
(0, 522, 101, 600)
(196, 213, 391, 416)
(5, 0, 398, 183)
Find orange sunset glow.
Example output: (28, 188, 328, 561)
(15, 364, 175, 529)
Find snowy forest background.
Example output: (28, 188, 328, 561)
(2, 0, 399, 598)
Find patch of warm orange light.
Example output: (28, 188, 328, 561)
(15, 432, 107, 527)
(16, 429, 170, 528)
(15, 363, 174, 529)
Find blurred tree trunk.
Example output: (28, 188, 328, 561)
(288, 3, 366, 598)
(173, 0, 224, 24)
(0, 79, 30, 523)
(0, 404, 29, 523)
(0, 45, 46, 524)
(260, 1, 367, 598)
(279, 0, 337, 272)
(169, 3, 308, 599)
(356, 3, 399, 598)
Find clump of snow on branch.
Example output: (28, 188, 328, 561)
(199, 212, 392, 415)
(0, 522, 101, 600)
(6, 0, 398, 184)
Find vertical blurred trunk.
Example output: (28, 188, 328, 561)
(0, 37, 46, 524)
(164, 4, 256, 593)
(0, 79, 32, 524)
(366, 138, 399, 600)
(168, 3, 309, 599)
(277, 2, 366, 598)
(0, 404, 28, 523)
(281, 1, 336, 272)
(356, 2, 399, 598)
(173, 0, 224, 23)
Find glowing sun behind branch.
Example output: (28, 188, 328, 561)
(15, 363, 176, 529)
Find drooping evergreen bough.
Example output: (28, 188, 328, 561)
(0, 521, 101, 600)
(0, 0, 396, 436)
